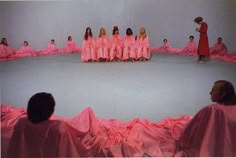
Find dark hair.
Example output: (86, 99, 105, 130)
(1, 38, 8, 46)
(27, 92, 55, 123)
(51, 39, 55, 42)
(189, 35, 194, 39)
(24, 41, 28, 45)
(194, 16, 203, 24)
(84, 27, 93, 40)
(163, 39, 168, 42)
(215, 80, 236, 105)
(68, 36, 72, 40)
(112, 28, 119, 35)
(126, 28, 133, 36)
(217, 37, 222, 41)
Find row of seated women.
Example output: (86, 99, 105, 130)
(1, 26, 236, 63)
(2, 80, 236, 157)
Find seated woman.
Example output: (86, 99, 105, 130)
(178, 35, 197, 56)
(123, 28, 136, 62)
(96, 27, 110, 62)
(109, 26, 123, 62)
(136, 27, 150, 61)
(156, 39, 180, 54)
(0, 38, 16, 60)
(39, 39, 62, 55)
(64, 36, 81, 53)
(177, 80, 236, 157)
(210, 37, 228, 57)
(82, 27, 96, 62)
(7, 92, 105, 158)
(15, 41, 37, 58)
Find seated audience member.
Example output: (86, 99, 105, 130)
(0, 38, 16, 59)
(179, 35, 197, 55)
(39, 39, 62, 55)
(123, 28, 136, 62)
(177, 80, 236, 157)
(15, 41, 37, 57)
(64, 36, 81, 53)
(136, 27, 150, 61)
(109, 26, 123, 62)
(82, 27, 96, 62)
(96, 27, 110, 62)
(7, 92, 105, 158)
(210, 37, 228, 56)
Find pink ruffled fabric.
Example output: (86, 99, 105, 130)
(178, 104, 236, 157)
(123, 35, 136, 60)
(109, 35, 123, 60)
(63, 40, 81, 53)
(38, 43, 63, 55)
(136, 36, 151, 59)
(81, 37, 96, 62)
(1, 104, 192, 157)
(96, 35, 110, 60)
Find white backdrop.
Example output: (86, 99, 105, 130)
(1, 0, 236, 51)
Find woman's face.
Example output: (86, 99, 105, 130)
(3, 38, 7, 44)
(87, 28, 91, 33)
(115, 30, 119, 35)
(101, 28, 105, 35)
(24, 42, 28, 46)
(140, 28, 145, 34)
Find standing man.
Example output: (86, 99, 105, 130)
(194, 17, 209, 63)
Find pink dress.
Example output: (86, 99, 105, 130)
(64, 40, 81, 53)
(136, 36, 150, 59)
(123, 35, 136, 60)
(156, 42, 180, 54)
(39, 43, 62, 55)
(178, 104, 236, 157)
(96, 35, 110, 60)
(15, 45, 37, 58)
(210, 42, 228, 57)
(178, 41, 197, 56)
(109, 35, 123, 61)
(0, 44, 16, 60)
(82, 37, 96, 62)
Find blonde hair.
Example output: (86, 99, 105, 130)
(138, 27, 147, 40)
(99, 27, 106, 37)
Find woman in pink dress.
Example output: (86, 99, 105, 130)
(39, 39, 62, 55)
(179, 35, 197, 56)
(82, 27, 96, 62)
(210, 37, 228, 57)
(136, 27, 150, 61)
(96, 27, 110, 62)
(123, 28, 136, 62)
(0, 38, 16, 60)
(64, 36, 81, 53)
(15, 41, 37, 58)
(109, 26, 123, 62)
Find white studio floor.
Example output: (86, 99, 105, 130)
(0, 53, 236, 121)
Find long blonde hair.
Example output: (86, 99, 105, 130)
(138, 27, 147, 40)
(99, 27, 106, 37)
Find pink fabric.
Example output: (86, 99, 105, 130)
(1, 104, 192, 157)
(136, 36, 150, 59)
(15, 46, 37, 58)
(210, 42, 228, 60)
(156, 42, 181, 54)
(39, 43, 63, 55)
(178, 104, 236, 157)
(123, 35, 136, 60)
(0, 44, 16, 61)
(178, 40, 197, 56)
(82, 37, 96, 62)
(109, 35, 123, 61)
(64, 40, 81, 53)
(96, 35, 110, 60)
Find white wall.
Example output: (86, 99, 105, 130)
(1, 0, 236, 51)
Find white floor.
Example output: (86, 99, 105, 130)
(0, 53, 236, 121)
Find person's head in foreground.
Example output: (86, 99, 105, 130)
(27, 92, 55, 123)
(210, 80, 236, 105)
